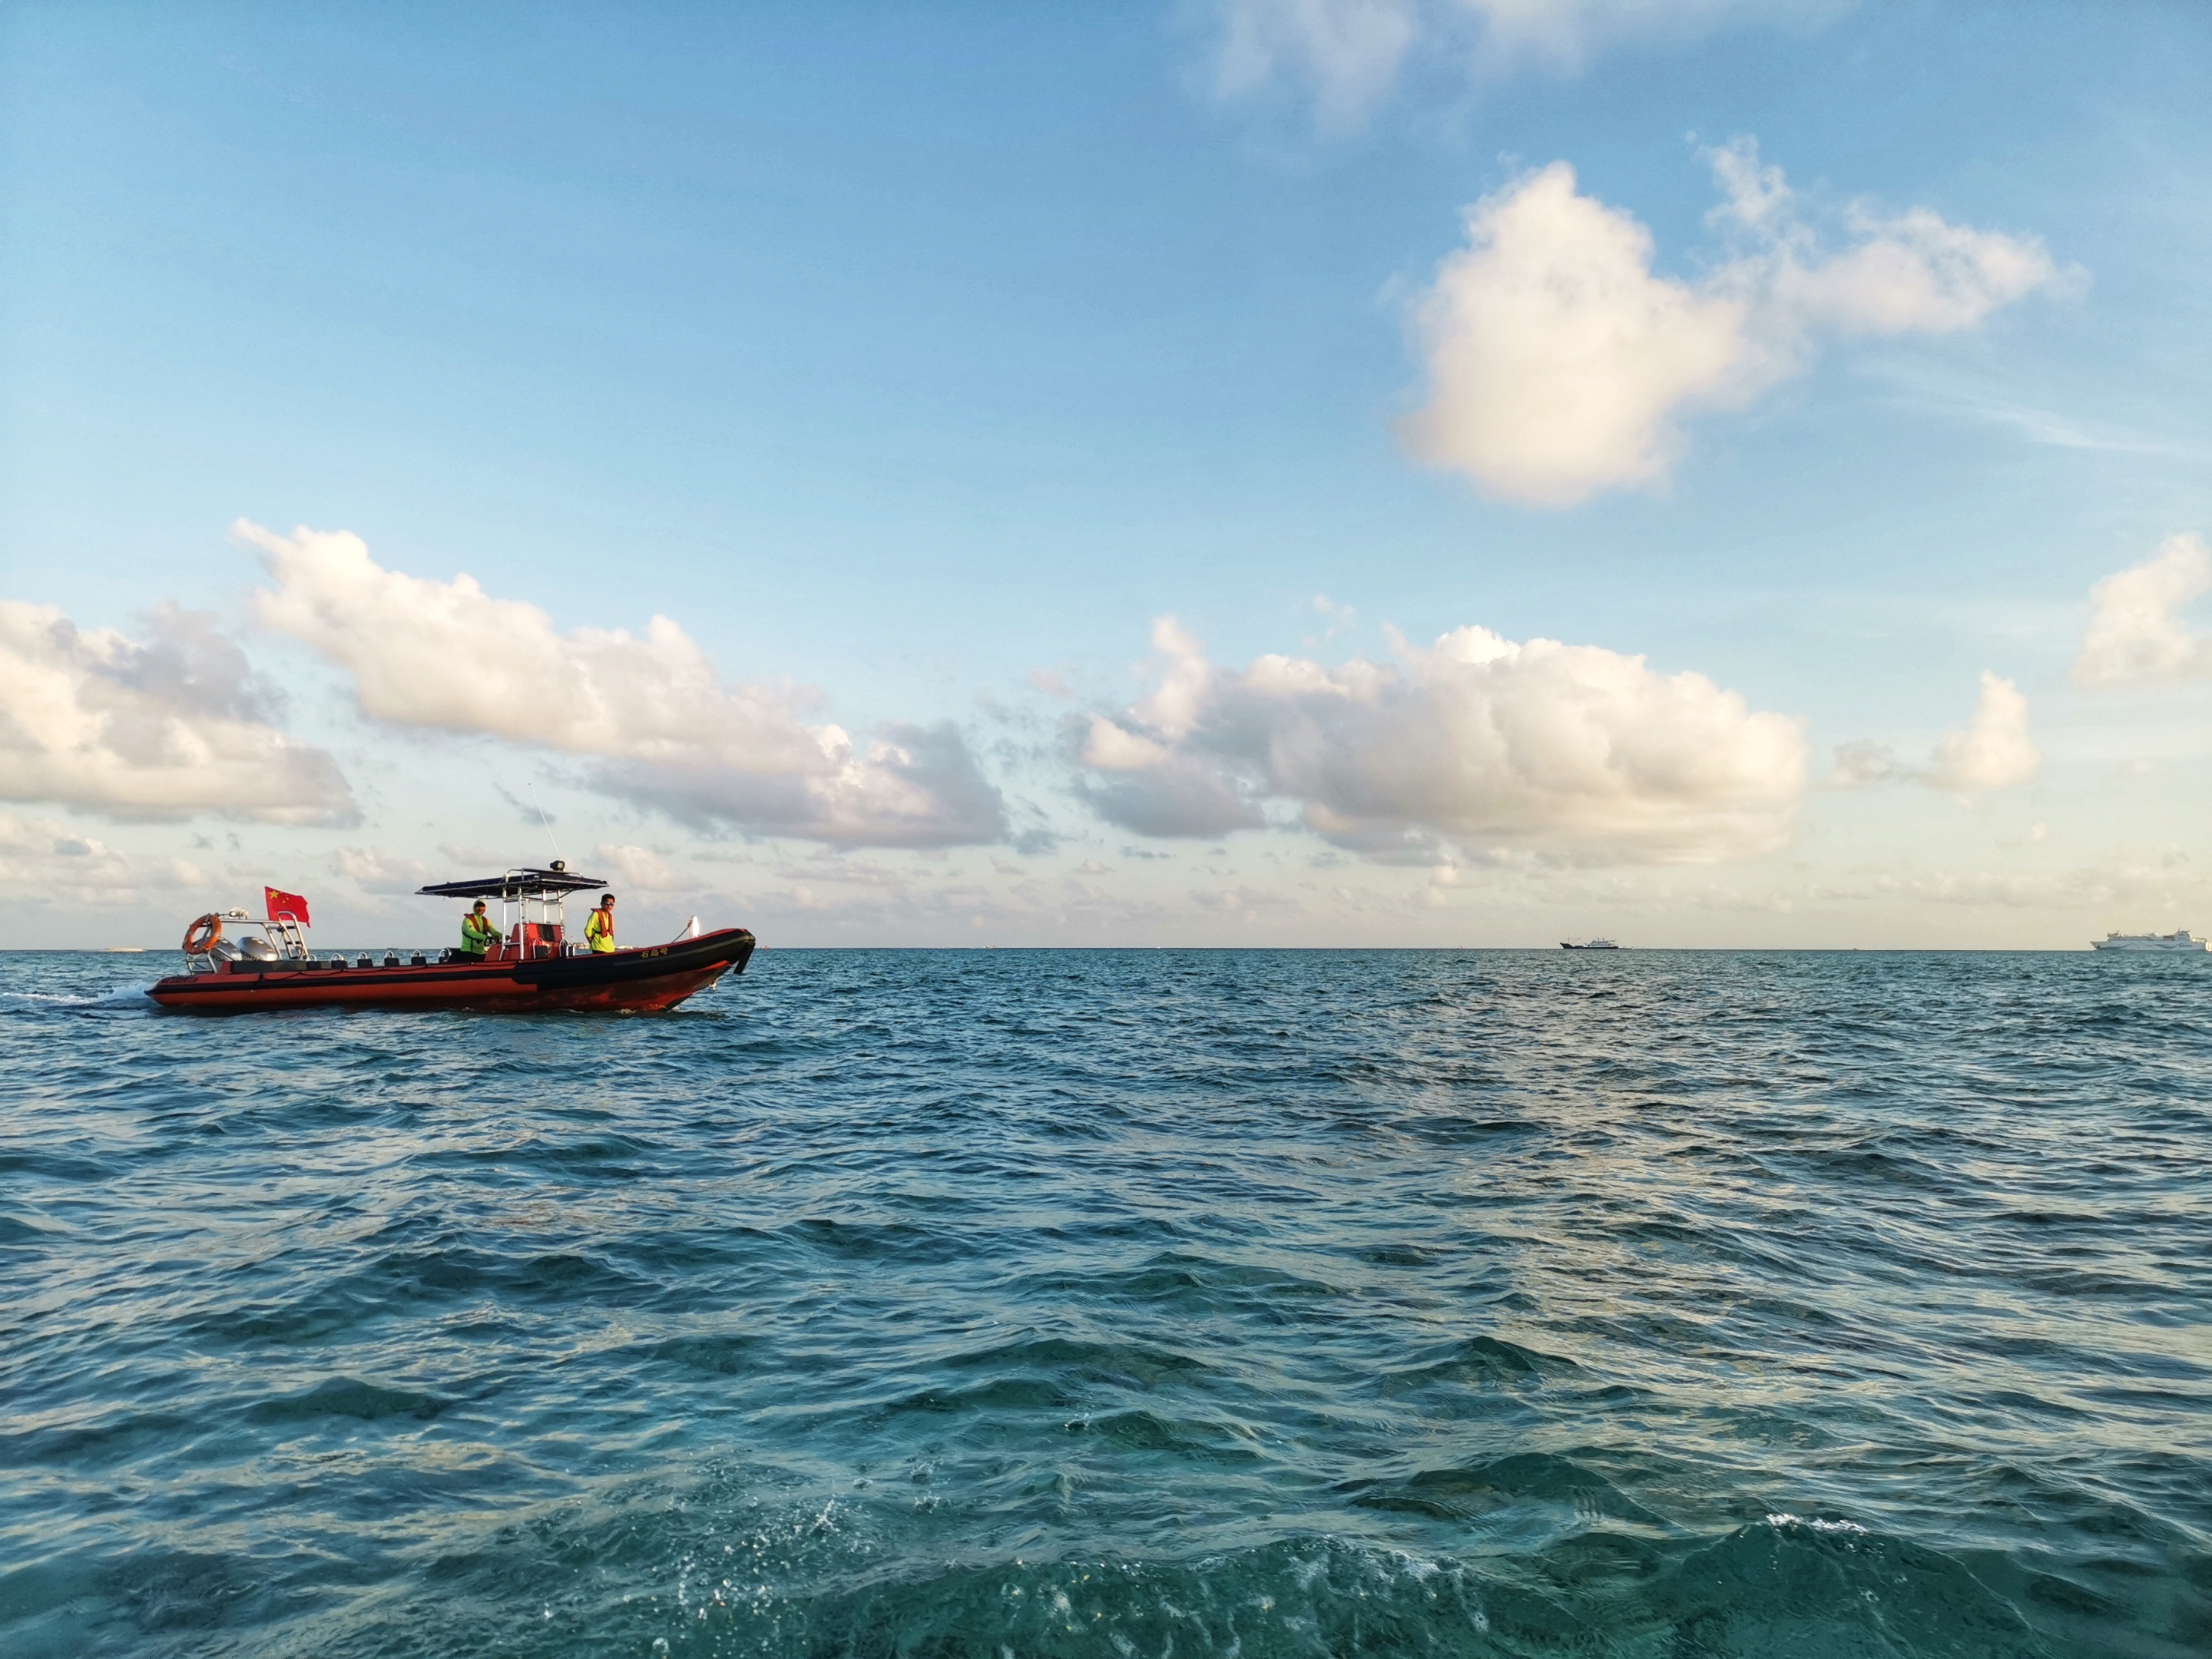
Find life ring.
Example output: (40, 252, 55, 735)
(181, 913, 224, 955)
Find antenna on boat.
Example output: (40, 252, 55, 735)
(528, 783, 563, 868)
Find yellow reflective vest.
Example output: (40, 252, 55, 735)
(585, 909, 615, 953)
(460, 912, 498, 957)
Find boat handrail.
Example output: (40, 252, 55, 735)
(184, 910, 316, 972)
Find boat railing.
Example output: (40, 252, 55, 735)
(186, 909, 290, 975)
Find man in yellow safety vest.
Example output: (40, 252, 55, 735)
(459, 899, 499, 959)
(585, 893, 618, 954)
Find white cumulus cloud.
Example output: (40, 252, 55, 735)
(241, 522, 1007, 848)
(1078, 614, 1805, 863)
(2073, 534, 2212, 688)
(1829, 671, 2041, 796)
(0, 599, 356, 824)
(1400, 141, 2065, 506)
(1928, 671, 2041, 794)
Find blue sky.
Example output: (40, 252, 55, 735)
(4, 1, 2210, 948)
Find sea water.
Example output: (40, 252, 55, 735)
(1, 947, 2206, 1657)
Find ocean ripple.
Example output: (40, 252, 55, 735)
(2, 946, 2207, 1657)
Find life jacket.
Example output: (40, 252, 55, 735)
(460, 912, 498, 955)
(585, 908, 615, 952)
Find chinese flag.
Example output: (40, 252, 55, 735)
(266, 887, 311, 926)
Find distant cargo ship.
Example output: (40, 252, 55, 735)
(2090, 930, 2205, 952)
(1561, 939, 1621, 951)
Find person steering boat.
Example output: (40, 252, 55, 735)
(459, 899, 499, 959)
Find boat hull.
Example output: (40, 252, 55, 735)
(147, 929, 755, 1014)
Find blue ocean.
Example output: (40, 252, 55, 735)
(2, 947, 2206, 1657)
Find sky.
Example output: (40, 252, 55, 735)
(3, 0, 2210, 949)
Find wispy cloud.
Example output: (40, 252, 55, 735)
(1809, 859, 2202, 913)
(0, 811, 217, 909)
(1210, 0, 1833, 129)
(1858, 363, 2189, 458)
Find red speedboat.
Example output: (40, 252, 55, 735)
(148, 864, 753, 1014)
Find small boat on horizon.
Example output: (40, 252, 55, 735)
(2089, 929, 2204, 953)
(147, 864, 754, 1014)
(1560, 939, 1622, 951)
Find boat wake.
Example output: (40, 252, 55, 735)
(2, 982, 158, 1013)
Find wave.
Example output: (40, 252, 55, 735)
(124, 1517, 2055, 1659)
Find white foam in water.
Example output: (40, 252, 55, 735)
(4, 982, 154, 1008)
(1766, 1512, 1869, 1534)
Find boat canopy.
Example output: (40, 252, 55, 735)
(418, 866, 605, 900)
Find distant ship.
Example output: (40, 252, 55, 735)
(2090, 930, 2205, 953)
(1561, 939, 1621, 951)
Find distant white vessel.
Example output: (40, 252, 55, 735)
(2090, 930, 2205, 952)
